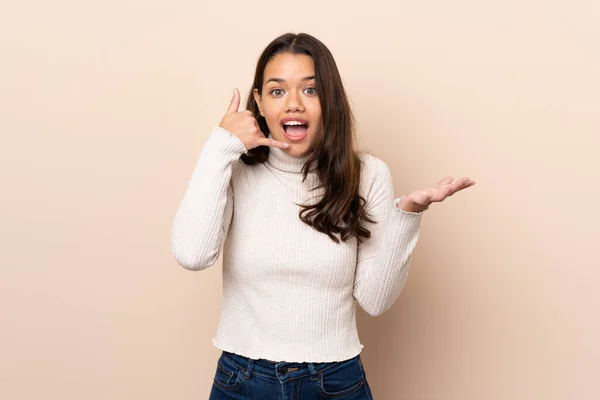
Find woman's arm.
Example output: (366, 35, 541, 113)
(170, 127, 247, 271)
(353, 158, 424, 316)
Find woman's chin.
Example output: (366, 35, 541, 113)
(288, 148, 306, 157)
(271, 131, 314, 157)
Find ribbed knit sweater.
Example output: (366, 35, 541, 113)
(171, 126, 424, 363)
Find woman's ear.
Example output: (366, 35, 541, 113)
(253, 88, 264, 117)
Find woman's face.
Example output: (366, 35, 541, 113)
(253, 52, 322, 157)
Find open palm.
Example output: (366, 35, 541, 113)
(399, 177, 476, 213)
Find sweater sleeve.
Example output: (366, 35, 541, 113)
(171, 126, 248, 271)
(353, 157, 424, 316)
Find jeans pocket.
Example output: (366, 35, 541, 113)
(212, 354, 243, 392)
(318, 356, 365, 398)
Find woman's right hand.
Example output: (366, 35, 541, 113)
(219, 88, 289, 150)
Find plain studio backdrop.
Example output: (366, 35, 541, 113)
(1, 1, 598, 399)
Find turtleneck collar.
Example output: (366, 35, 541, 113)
(266, 133, 316, 174)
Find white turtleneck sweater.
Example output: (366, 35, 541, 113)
(171, 126, 424, 363)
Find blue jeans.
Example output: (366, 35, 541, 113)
(209, 350, 374, 399)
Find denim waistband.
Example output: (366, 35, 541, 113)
(221, 350, 359, 380)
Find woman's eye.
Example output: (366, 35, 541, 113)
(304, 87, 317, 95)
(270, 89, 284, 97)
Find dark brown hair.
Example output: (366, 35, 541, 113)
(241, 32, 376, 243)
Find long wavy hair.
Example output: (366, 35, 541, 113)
(241, 32, 376, 243)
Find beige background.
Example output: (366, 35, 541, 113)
(1, 1, 599, 399)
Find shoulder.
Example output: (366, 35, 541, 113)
(357, 152, 393, 195)
(358, 151, 393, 181)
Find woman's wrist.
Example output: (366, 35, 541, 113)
(395, 197, 428, 213)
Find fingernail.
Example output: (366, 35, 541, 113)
(283, 143, 289, 148)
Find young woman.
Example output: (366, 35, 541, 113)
(171, 32, 475, 399)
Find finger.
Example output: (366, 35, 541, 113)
(256, 136, 289, 149)
(446, 178, 474, 196)
(428, 178, 475, 203)
(435, 177, 454, 187)
(456, 177, 475, 189)
(226, 88, 241, 114)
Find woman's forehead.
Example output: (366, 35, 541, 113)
(264, 53, 315, 83)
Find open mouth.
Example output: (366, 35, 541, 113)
(281, 119, 309, 138)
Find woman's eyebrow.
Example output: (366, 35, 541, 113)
(265, 76, 315, 84)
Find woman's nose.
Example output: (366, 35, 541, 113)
(285, 92, 304, 112)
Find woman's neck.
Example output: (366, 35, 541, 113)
(266, 133, 316, 174)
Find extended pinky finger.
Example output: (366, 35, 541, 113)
(260, 137, 289, 149)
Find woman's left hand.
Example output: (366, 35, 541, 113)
(396, 177, 476, 213)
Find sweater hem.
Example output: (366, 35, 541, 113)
(211, 337, 364, 363)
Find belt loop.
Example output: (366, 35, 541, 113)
(244, 358, 254, 379)
(307, 362, 318, 376)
